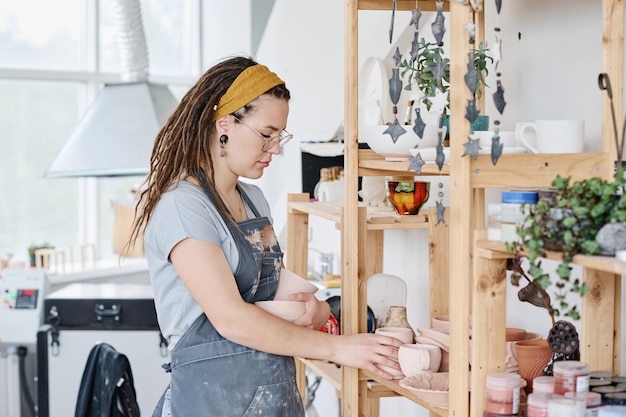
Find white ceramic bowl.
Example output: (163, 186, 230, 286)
(255, 300, 306, 322)
(361, 125, 447, 158)
(274, 269, 318, 301)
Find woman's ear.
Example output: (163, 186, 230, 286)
(215, 115, 231, 135)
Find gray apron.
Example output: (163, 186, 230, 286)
(152, 176, 304, 417)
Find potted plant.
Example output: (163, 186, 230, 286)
(508, 168, 626, 321)
(398, 38, 492, 122)
(506, 168, 626, 376)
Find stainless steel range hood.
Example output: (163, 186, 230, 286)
(45, 0, 178, 178)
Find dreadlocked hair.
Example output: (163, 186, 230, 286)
(123, 56, 290, 256)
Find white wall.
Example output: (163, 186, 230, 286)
(254, 1, 621, 416)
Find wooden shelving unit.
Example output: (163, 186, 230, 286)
(287, 1, 624, 417)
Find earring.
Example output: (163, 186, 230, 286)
(219, 134, 228, 157)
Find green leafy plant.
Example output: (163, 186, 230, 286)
(398, 39, 492, 115)
(508, 168, 626, 322)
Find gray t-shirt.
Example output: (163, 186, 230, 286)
(144, 180, 272, 349)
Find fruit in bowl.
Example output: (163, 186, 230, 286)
(360, 124, 446, 158)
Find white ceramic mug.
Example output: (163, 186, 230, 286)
(398, 343, 442, 376)
(518, 120, 584, 153)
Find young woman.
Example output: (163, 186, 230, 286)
(127, 56, 402, 416)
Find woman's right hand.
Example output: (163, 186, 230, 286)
(330, 333, 404, 380)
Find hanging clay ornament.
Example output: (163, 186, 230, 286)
(389, 0, 397, 43)
(432, 54, 448, 91)
(490, 130, 503, 165)
(384, 119, 407, 144)
(393, 47, 403, 66)
(435, 131, 445, 171)
(465, 99, 480, 124)
(388, 68, 402, 106)
(413, 108, 426, 138)
(436, 200, 446, 225)
(464, 51, 478, 94)
(462, 136, 481, 160)
(431, 1, 446, 47)
(408, 153, 426, 175)
(409, 31, 420, 60)
(410, 7, 422, 29)
(496, 0, 503, 14)
(429, 89, 449, 114)
(493, 80, 507, 114)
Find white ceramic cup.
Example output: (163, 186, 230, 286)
(472, 130, 517, 149)
(518, 120, 584, 153)
(398, 343, 442, 376)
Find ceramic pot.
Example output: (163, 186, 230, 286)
(513, 338, 553, 395)
(386, 181, 430, 215)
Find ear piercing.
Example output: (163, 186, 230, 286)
(219, 134, 229, 157)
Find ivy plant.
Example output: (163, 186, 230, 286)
(507, 168, 626, 322)
(398, 39, 492, 115)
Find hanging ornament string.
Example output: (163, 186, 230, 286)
(490, 0, 507, 165)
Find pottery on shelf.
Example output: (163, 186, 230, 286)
(398, 343, 442, 377)
(386, 179, 430, 215)
(513, 338, 553, 395)
(375, 326, 415, 345)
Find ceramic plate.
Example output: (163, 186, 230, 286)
(358, 57, 391, 132)
(367, 273, 407, 328)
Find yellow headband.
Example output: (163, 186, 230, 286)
(213, 64, 285, 120)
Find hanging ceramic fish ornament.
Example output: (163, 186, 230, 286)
(435, 200, 446, 225)
(464, 99, 479, 125)
(431, 2, 446, 47)
(389, 0, 397, 43)
(435, 129, 446, 171)
(490, 129, 504, 165)
(493, 80, 507, 114)
(385, 68, 406, 143)
(464, 51, 478, 94)
(410, 7, 422, 29)
(393, 47, 403, 66)
(413, 108, 426, 138)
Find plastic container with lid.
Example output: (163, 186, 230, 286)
(500, 190, 538, 243)
(598, 405, 626, 416)
(553, 361, 590, 394)
(565, 391, 602, 417)
(604, 392, 626, 406)
(534, 376, 556, 394)
(527, 392, 562, 417)
(548, 397, 586, 417)
(485, 372, 521, 415)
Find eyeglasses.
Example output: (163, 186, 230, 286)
(231, 115, 293, 151)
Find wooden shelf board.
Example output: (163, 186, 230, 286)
(288, 201, 430, 230)
(469, 152, 613, 189)
(476, 239, 626, 275)
(358, 0, 446, 12)
(359, 158, 450, 177)
(297, 358, 400, 398)
(361, 370, 449, 416)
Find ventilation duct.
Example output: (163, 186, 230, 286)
(45, 0, 178, 177)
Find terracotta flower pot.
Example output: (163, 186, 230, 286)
(513, 338, 553, 395)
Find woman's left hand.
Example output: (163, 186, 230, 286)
(289, 293, 330, 330)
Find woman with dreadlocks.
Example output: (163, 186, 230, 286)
(127, 56, 402, 416)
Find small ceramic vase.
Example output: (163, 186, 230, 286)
(385, 305, 417, 341)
